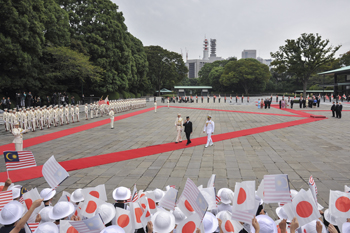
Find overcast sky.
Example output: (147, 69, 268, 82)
(114, 0, 350, 61)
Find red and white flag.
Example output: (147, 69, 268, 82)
(329, 190, 350, 219)
(218, 211, 243, 233)
(128, 184, 138, 203)
(263, 174, 292, 204)
(42, 156, 69, 189)
(25, 222, 39, 232)
(0, 190, 13, 211)
(60, 220, 76, 233)
(80, 194, 105, 218)
(140, 204, 152, 233)
(57, 191, 71, 203)
(216, 195, 221, 205)
(159, 187, 178, 211)
(282, 189, 320, 227)
(176, 212, 201, 233)
(69, 214, 105, 233)
(179, 178, 208, 220)
(207, 174, 216, 188)
(177, 195, 196, 217)
(22, 188, 44, 223)
(113, 208, 134, 233)
(81, 184, 107, 201)
(4, 151, 37, 171)
(145, 192, 157, 215)
(308, 175, 318, 204)
(232, 181, 255, 211)
(231, 210, 254, 225)
(130, 202, 143, 230)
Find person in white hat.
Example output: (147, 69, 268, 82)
(95, 203, 116, 227)
(203, 115, 214, 148)
(34, 222, 58, 233)
(90, 103, 94, 119)
(0, 198, 42, 233)
(112, 187, 131, 210)
(202, 212, 218, 233)
(84, 103, 89, 120)
(40, 188, 57, 207)
(151, 211, 175, 233)
(75, 104, 80, 122)
(36, 206, 54, 223)
(251, 215, 277, 233)
(48, 201, 76, 227)
(100, 225, 125, 233)
(217, 188, 234, 213)
(174, 113, 183, 143)
(11, 121, 29, 151)
(109, 108, 114, 129)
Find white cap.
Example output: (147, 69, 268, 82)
(70, 189, 84, 203)
(252, 215, 277, 233)
(112, 187, 131, 201)
(203, 212, 218, 233)
(96, 203, 116, 224)
(343, 222, 350, 233)
(100, 225, 125, 233)
(154, 188, 165, 203)
(12, 187, 21, 199)
(34, 222, 58, 233)
(172, 207, 186, 224)
(38, 206, 54, 223)
(48, 201, 75, 220)
(40, 188, 56, 201)
(0, 201, 24, 225)
(218, 188, 234, 204)
(151, 211, 175, 233)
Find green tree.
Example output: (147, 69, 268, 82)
(271, 33, 340, 97)
(208, 67, 224, 92)
(145, 46, 188, 96)
(220, 59, 271, 95)
(339, 51, 350, 66)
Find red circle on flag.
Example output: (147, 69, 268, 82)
(148, 198, 156, 209)
(135, 207, 143, 223)
(67, 226, 79, 233)
(237, 188, 247, 205)
(117, 214, 130, 228)
(140, 194, 145, 198)
(225, 220, 235, 232)
(185, 200, 194, 212)
(183, 221, 196, 232)
(146, 211, 151, 217)
(335, 196, 350, 212)
(67, 196, 70, 202)
(89, 191, 100, 198)
(86, 201, 97, 214)
(296, 201, 313, 218)
(25, 199, 33, 210)
(141, 203, 147, 209)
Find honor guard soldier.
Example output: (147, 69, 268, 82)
(59, 105, 64, 125)
(84, 103, 89, 120)
(70, 104, 75, 123)
(167, 97, 170, 108)
(3, 109, 8, 131)
(175, 113, 183, 143)
(109, 108, 114, 129)
(154, 101, 157, 113)
(90, 103, 94, 119)
(65, 105, 70, 124)
(12, 121, 29, 151)
(203, 115, 215, 148)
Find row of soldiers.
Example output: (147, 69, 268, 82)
(3, 99, 147, 133)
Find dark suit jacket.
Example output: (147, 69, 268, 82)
(183, 121, 193, 134)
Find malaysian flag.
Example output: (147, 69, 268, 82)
(3, 151, 37, 171)
(131, 184, 138, 202)
(309, 175, 318, 203)
(216, 195, 221, 204)
(42, 155, 69, 189)
(231, 210, 254, 224)
(70, 214, 105, 233)
(159, 187, 178, 210)
(0, 190, 13, 211)
(26, 223, 39, 232)
(180, 178, 208, 220)
(263, 174, 292, 204)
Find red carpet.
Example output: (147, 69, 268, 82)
(166, 106, 301, 117)
(0, 115, 324, 182)
(298, 109, 350, 112)
(0, 107, 162, 152)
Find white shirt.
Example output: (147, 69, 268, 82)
(203, 120, 215, 134)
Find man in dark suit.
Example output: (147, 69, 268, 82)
(299, 98, 303, 108)
(183, 116, 193, 146)
(335, 102, 339, 118)
(331, 102, 335, 117)
(337, 102, 343, 119)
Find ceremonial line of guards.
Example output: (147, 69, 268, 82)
(2, 99, 146, 133)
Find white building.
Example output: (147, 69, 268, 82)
(242, 50, 257, 59)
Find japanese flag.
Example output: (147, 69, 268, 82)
(73, 202, 84, 219)
(176, 213, 201, 233)
(130, 202, 143, 230)
(217, 211, 243, 233)
(177, 195, 196, 217)
(59, 220, 76, 233)
(138, 196, 149, 211)
(159, 187, 178, 211)
(140, 204, 152, 233)
(282, 189, 320, 227)
(113, 207, 134, 233)
(345, 185, 350, 193)
(81, 184, 107, 201)
(145, 192, 157, 215)
(80, 194, 106, 218)
(329, 190, 350, 219)
(22, 188, 44, 223)
(207, 174, 216, 188)
(57, 191, 71, 203)
(232, 181, 256, 212)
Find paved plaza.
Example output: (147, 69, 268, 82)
(0, 97, 349, 219)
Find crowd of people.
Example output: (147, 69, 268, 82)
(0, 175, 349, 233)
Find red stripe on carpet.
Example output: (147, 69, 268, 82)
(0, 117, 324, 182)
(165, 106, 301, 117)
(270, 106, 312, 118)
(0, 107, 162, 152)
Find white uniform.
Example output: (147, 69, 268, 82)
(109, 110, 114, 129)
(90, 104, 94, 119)
(154, 102, 157, 112)
(65, 106, 70, 124)
(84, 105, 89, 120)
(71, 106, 75, 122)
(59, 108, 64, 125)
(175, 116, 183, 143)
(203, 119, 215, 147)
(12, 127, 28, 151)
(75, 106, 80, 122)
(31, 110, 36, 131)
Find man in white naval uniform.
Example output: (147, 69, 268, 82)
(203, 115, 215, 148)
(12, 122, 29, 151)
(109, 109, 114, 129)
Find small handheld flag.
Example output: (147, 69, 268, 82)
(4, 151, 36, 171)
(42, 155, 69, 189)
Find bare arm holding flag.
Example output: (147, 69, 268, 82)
(10, 199, 43, 233)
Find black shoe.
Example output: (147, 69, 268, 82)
(175, 142, 178, 144)
(179, 141, 182, 143)
(186, 143, 189, 146)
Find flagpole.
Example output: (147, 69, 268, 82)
(6, 169, 9, 179)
